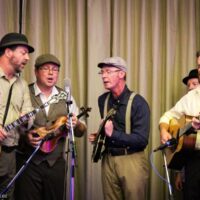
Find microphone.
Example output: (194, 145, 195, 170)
(153, 138, 177, 152)
(64, 78, 72, 105)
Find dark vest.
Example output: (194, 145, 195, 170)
(26, 84, 69, 166)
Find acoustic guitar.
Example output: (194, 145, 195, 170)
(0, 91, 67, 153)
(165, 115, 200, 170)
(33, 107, 91, 153)
(92, 107, 116, 163)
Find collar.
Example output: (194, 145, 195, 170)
(33, 83, 59, 97)
(110, 85, 131, 105)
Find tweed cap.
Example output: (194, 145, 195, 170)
(182, 69, 198, 85)
(98, 56, 127, 72)
(35, 54, 61, 68)
(0, 32, 34, 53)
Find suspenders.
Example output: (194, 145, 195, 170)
(104, 92, 136, 134)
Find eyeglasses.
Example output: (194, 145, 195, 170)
(39, 66, 59, 72)
(98, 70, 121, 76)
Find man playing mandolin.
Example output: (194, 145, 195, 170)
(89, 57, 150, 200)
(15, 54, 86, 200)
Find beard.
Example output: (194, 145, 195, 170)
(10, 56, 26, 73)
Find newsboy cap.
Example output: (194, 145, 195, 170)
(0, 32, 34, 53)
(182, 69, 199, 85)
(35, 54, 61, 68)
(98, 56, 127, 72)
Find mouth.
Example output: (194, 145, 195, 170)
(21, 62, 27, 66)
(47, 77, 54, 81)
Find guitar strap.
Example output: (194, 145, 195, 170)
(2, 83, 14, 127)
(104, 92, 136, 134)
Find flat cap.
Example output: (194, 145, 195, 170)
(35, 54, 61, 68)
(98, 56, 127, 72)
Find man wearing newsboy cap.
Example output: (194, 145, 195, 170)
(89, 56, 150, 200)
(0, 32, 34, 199)
(15, 53, 86, 200)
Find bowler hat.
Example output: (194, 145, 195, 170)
(98, 56, 127, 72)
(182, 69, 198, 85)
(35, 54, 61, 68)
(0, 32, 34, 53)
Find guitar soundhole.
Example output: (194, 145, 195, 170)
(183, 135, 196, 150)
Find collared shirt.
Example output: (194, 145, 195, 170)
(0, 68, 33, 146)
(33, 83, 79, 117)
(98, 85, 150, 151)
(159, 86, 200, 124)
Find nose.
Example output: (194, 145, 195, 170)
(48, 68, 54, 74)
(25, 53, 30, 60)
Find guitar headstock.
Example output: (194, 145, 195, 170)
(48, 91, 67, 104)
(78, 107, 92, 118)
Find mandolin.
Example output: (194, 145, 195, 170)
(92, 107, 116, 163)
(33, 107, 91, 153)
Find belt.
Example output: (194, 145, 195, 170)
(1, 145, 17, 153)
(106, 147, 136, 156)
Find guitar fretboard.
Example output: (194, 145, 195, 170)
(4, 108, 40, 132)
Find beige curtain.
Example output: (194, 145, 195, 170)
(0, 0, 199, 199)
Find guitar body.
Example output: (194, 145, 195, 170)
(92, 131, 106, 162)
(34, 116, 67, 153)
(92, 108, 116, 163)
(166, 116, 197, 170)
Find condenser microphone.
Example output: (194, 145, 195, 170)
(64, 78, 72, 105)
(153, 138, 177, 152)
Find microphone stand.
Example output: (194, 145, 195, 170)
(0, 138, 46, 198)
(162, 150, 174, 200)
(66, 99, 76, 200)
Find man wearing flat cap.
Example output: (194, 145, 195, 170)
(89, 56, 150, 200)
(0, 32, 34, 199)
(15, 54, 86, 200)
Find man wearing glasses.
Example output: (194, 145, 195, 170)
(89, 57, 150, 200)
(15, 54, 86, 200)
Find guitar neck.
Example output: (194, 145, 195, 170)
(179, 122, 193, 137)
(4, 108, 40, 132)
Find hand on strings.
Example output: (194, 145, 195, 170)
(66, 114, 79, 129)
(104, 120, 113, 137)
(27, 130, 42, 147)
(0, 126, 7, 142)
(192, 116, 200, 130)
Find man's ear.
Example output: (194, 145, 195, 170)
(119, 71, 126, 79)
(4, 48, 13, 58)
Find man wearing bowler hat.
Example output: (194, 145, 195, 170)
(0, 32, 34, 199)
(182, 69, 199, 91)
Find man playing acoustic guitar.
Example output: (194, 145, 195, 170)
(159, 51, 200, 199)
(15, 54, 86, 200)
